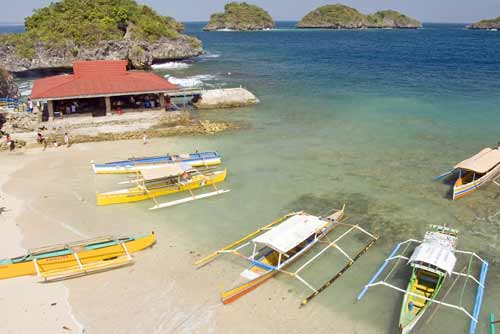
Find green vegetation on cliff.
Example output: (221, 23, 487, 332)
(204, 2, 275, 31)
(467, 17, 500, 29)
(297, 4, 367, 28)
(367, 10, 422, 28)
(0, 0, 185, 59)
(297, 4, 421, 29)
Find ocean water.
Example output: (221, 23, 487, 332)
(3, 22, 500, 333)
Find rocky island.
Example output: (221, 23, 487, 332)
(466, 17, 500, 30)
(297, 4, 421, 29)
(204, 2, 275, 31)
(0, 0, 203, 72)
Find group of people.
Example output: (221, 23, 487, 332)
(37, 132, 70, 149)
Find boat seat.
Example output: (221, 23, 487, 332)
(40, 255, 133, 282)
(412, 300, 426, 309)
(415, 284, 434, 292)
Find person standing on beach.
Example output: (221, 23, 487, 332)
(143, 131, 148, 145)
(64, 133, 69, 146)
(9, 139, 15, 152)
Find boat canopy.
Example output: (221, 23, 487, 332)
(140, 163, 192, 181)
(454, 148, 500, 173)
(408, 232, 457, 276)
(252, 214, 326, 254)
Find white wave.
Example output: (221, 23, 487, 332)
(152, 62, 191, 70)
(216, 28, 235, 32)
(165, 74, 216, 88)
(199, 52, 220, 59)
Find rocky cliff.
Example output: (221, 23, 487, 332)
(0, 66, 19, 98)
(297, 4, 421, 29)
(0, 0, 203, 72)
(467, 17, 500, 30)
(204, 2, 275, 31)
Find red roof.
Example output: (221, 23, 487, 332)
(31, 60, 179, 100)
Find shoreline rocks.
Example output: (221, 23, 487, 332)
(297, 4, 421, 29)
(204, 2, 275, 31)
(193, 88, 259, 109)
(0, 66, 19, 98)
(466, 17, 500, 30)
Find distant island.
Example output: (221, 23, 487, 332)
(466, 17, 500, 30)
(204, 2, 275, 31)
(0, 0, 203, 72)
(297, 4, 422, 29)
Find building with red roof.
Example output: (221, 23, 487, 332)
(31, 60, 181, 120)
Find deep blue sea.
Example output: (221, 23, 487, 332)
(2, 22, 500, 333)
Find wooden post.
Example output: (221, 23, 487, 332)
(159, 93, 166, 110)
(47, 100, 54, 121)
(105, 96, 111, 116)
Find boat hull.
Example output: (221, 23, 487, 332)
(0, 233, 155, 280)
(220, 213, 342, 305)
(453, 165, 500, 200)
(96, 169, 227, 206)
(399, 268, 443, 333)
(92, 152, 221, 174)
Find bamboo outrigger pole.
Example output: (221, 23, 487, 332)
(300, 237, 378, 307)
(195, 212, 301, 267)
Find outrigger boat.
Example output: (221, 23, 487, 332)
(92, 151, 221, 174)
(435, 147, 500, 200)
(0, 232, 155, 281)
(96, 163, 229, 209)
(358, 225, 489, 334)
(196, 206, 378, 306)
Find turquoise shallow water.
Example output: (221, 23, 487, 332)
(4, 22, 500, 333)
(165, 22, 500, 333)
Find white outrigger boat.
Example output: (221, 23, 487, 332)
(358, 225, 489, 334)
(196, 206, 378, 306)
(435, 147, 500, 200)
(92, 151, 221, 174)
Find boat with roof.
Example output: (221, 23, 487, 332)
(196, 206, 378, 306)
(96, 163, 229, 209)
(92, 151, 221, 174)
(0, 232, 155, 281)
(435, 147, 500, 200)
(358, 225, 489, 334)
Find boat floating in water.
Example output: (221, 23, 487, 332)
(0, 232, 156, 281)
(96, 163, 229, 209)
(92, 151, 221, 174)
(357, 225, 488, 334)
(435, 147, 500, 200)
(196, 206, 378, 306)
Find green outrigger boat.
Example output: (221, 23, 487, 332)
(399, 226, 458, 333)
(358, 224, 489, 334)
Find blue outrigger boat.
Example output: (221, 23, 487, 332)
(92, 151, 222, 174)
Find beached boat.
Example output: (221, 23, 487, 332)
(92, 151, 221, 174)
(358, 225, 489, 334)
(435, 147, 500, 200)
(96, 163, 229, 209)
(0, 232, 155, 281)
(196, 206, 378, 306)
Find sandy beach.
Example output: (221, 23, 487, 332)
(0, 141, 379, 334)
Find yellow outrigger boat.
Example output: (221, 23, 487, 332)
(96, 163, 229, 209)
(0, 232, 155, 281)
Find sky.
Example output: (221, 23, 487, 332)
(1, 0, 499, 24)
